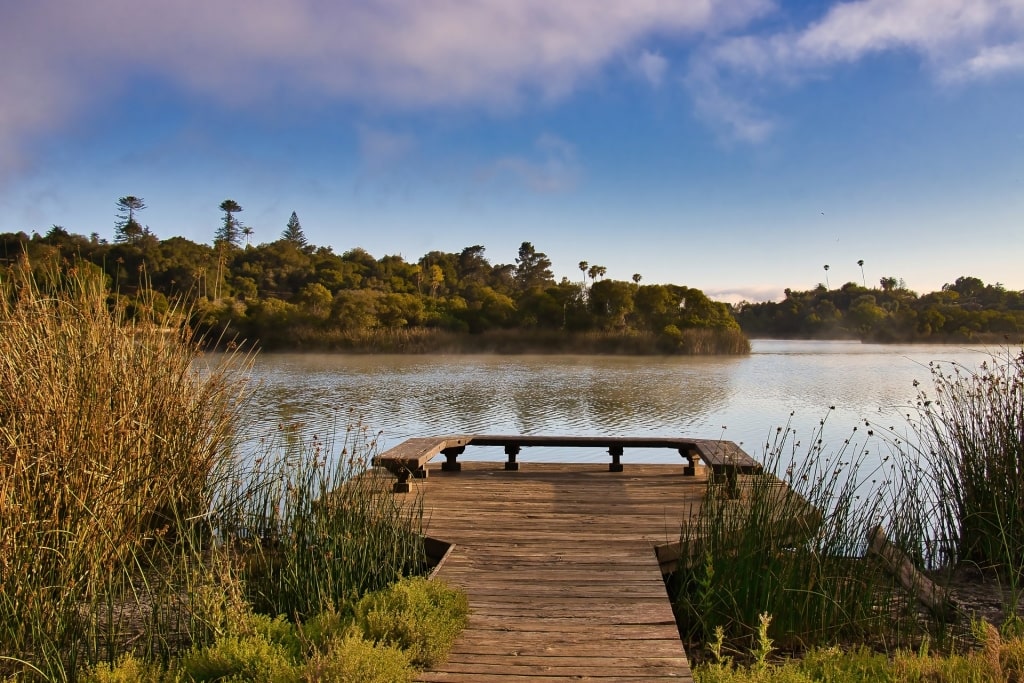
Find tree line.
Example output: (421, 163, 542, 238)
(736, 276, 1024, 342)
(0, 198, 745, 353)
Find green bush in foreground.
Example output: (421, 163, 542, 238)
(675, 413, 919, 651)
(355, 576, 470, 668)
(80, 577, 466, 683)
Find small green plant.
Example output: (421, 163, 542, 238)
(301, 634, 414, 683)
(79, 578, 466, 683)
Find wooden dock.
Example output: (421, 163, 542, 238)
(400, 457, 719, 682)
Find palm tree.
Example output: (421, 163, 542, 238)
(857, 259, 865, 287)
(242, 226, 254, 248)
(823, 264, 830, 289)
(632, 273, 642, 285)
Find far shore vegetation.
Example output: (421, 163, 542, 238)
(6, 202, 1022, 352)
(0, 259, 467, 681)
(2, 203, 748, 355)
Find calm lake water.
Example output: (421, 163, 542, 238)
(240, 340, 1006, 467)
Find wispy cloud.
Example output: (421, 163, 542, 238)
(0, 0, 772, 177)
(357, 125, 417, 172)
(689, 0, 1024, 141)
(481, 134, 581, 194)
(633, 50, 669, 88)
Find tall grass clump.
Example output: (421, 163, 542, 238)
(0, 257, 458, 679)
(674, 413, 927, 652)
(0, 256, 253, 679)
(905, 348, 1024, 589)
(215, 422, 428, 621)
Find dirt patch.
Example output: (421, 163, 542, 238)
(944, 565, 1024, 627)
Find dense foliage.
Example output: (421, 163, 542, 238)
(0, 217, 743, 352)
(736, 277, 1024, 342)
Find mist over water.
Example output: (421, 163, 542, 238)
(243, 340, 999, 466)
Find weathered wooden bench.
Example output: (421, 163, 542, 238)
(372, 434, 761, 493)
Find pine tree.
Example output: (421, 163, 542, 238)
(114, 195, 146, 243)
(282, 211, 307, 247)
(216, 199, 243, 247)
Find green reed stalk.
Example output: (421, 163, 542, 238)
(214, 422, 426, 621)
(675, 412, 926, 652)
(902, 348, 1024, 598)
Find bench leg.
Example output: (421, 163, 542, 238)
(441, 446, 464, 472)
(681, 448, 703, 476)
(393, 468, 412, 493)
(505, 445, 520, 471)
(608, 446, 624, 472)
(713, 466, 740, 499)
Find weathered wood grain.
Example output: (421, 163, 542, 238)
(410, 462, 704, 682)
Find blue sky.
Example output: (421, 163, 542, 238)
(1, 0, 1022, 302)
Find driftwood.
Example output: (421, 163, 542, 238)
(867, 525, 958, 620)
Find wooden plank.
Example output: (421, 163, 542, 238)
(413, 462, 699, 682)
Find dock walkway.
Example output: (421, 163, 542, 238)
(408, 460, 712, 682)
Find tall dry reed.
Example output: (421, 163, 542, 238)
(0, 256, 253, 679)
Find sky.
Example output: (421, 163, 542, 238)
(1, 1, 1022, 303)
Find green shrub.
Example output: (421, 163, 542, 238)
(302, 634, 414, 683)
(217, 425, 429, 620)
(355, 577, 469, 668)
(177, 635, 300, 683)
(905, 348, 1024, 578)
(80, 654, 166, 683)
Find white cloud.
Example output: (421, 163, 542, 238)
(705, 285, 785, 304)
(0, 0, 773, 177)
(689, 0, 1024, 141)
(634, 50, 669, 88)
(947, 42, 1024, 81)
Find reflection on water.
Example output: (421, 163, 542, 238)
(243, 341, 1001, 464)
